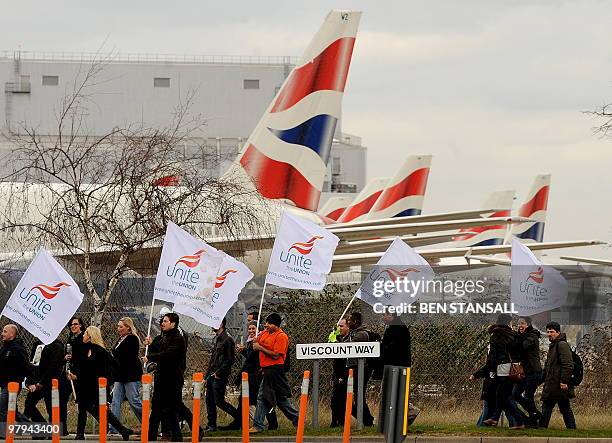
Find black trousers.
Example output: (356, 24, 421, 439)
(513, 371, 542, 419)
(23, 387, 52, 423)
(540, 398, 576, 429)
(58, 376, 73, 434)
(149, 379, 183, 441)
(76, 402, 130, 436)
(330, 379, 347, 427)
(205, 376, 239, 428)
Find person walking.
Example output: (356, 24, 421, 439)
(250, 313, 299, 434)
(144, 312, 187, 441)
(23, 338, 64, 424)
(0, 324, 31, 435)
(346, 311, 375, 427)
(330, 318, 350, 427)
(109, 317, 143, 434)
(539, 322, 576, 429)
(68, 326, 133, 440)
(513, 316, 542, 427)
(203, 317, 240, 432)
(60, 316, 87, 436)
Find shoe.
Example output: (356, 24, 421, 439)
(510, 424, 525, 430)
(218, 421, 240, 431)
(74, 435, 85, 440)
(248, 427, 263, 434)
(202, 425, 217, 433)
(121, 429, 134, 441)
(483, 418, 498, 426)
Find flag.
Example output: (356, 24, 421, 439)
(174, 253, 253, 328)
(1, 248, 83, 345)
(356, 237, 435, 307)
(266, 211, 339, 290)
(153, 222, 224, 307)
(511, 238, 568, 315)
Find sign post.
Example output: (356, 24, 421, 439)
(296, 342, 380, 431)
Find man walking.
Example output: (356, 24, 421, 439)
(513, 316, 542, 427)
(329, 318, 350, 427)
(203, 317, 239, 432)
(346, 312, 375, 427)
(145, 312, 187, 441)
(539, 321, 576, 429)
(250, 313, 299, 433)
(0, 324, 31, 435)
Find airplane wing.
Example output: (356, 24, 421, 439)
(331, 240, 605, 270)
(336, 232, 472, 254)
(560, 256, 612, 266)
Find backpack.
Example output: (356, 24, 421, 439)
(365, 330, 384, 380)
(569, 348, 583, 387)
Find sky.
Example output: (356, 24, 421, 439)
(2, 0, 611, 259)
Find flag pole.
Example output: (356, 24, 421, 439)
(338, 295, 356, 325)
(144, 296, 156, 357)
(255, 280, 267, 331)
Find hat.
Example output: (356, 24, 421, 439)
(265, 313, 282, 327)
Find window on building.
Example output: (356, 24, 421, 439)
(154, 77, 170, 88)
(42, 75, 59, 86)
(243, 79, 260, 90)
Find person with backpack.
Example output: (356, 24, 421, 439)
(109, 317, 143, 435)
(346, 311, 375, 427)
(539, 321, 577, 429)
(250, 313, 299, 434)
(513, 316, 542, 427)
(68, 326, 133, 440)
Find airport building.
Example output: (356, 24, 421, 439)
(0, 50, 366, 206)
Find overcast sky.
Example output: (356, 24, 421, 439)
(2, 1, 611, 259)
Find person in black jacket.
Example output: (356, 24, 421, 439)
(513, 316, 542, 427)
(109, 317, 143, 434)
(67, 326, 133, 440)
(330, 318, 350, 427)
(144, 312, 186, 442)
(380, 313, 411, 367)
(60, 316, 86, 436)
(203, 317, 239, 432)
(23, 338, 64, 424)
(0, 324, 31, 433)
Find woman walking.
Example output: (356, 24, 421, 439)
(110, 317, 143, 434)
(68, 326, 133, 440)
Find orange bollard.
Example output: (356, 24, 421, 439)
(98, 377, 108, 443)
(295, 370, 310, 443)
(51, 379, 60, 443)
(191, 372, 204, 443)
(141, 374, 153, 443)
(342, 369, 354, 443)
(241, 372, 249, 443)
(5, 382, 19, 443)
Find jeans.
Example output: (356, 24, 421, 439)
(540, 398, 576, 429)
(493, 377, 524, 426)
(0, 386, 31, 436)
(110, 381, 143, 433)
(205, 376, 238, 428)
(252, 380, 299, 431)
(477, 400, 491, 427)
(513, 371, 541, 420)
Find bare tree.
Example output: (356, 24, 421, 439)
(0, 60, 267, 326)
(586, 103, 612, 138)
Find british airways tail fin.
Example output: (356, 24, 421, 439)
(453, 190, 515, 247)
(511, 174, 551, 243)
(337, 177, 389, 223)
(226, 10, 361, 211)
(366, 155, 432, 220)
(318, 196, 353, 221)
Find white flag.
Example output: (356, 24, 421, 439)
(266, 211, 339, 290)
(356, 237, 435, 307)
(154, 222, 224, 307)
(174, 253, 253, 328)
(511, 238, 567, 315)
(1, 248, 83, 345)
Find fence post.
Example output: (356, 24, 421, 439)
(5, 382, 19, 443)
(51, 378, 60, 443)
(295, 370, 310, 443)
(342, 369, 354, 443)
(311, 360, 320, 428)
(241, 372, 249, 443)
(192, 372, 204, 443)
(98, 377, 107, 443)
(141, 374, 153, 443)
(356, 358, 365, 430)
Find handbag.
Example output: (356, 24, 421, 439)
(507, 352, 525, 383)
